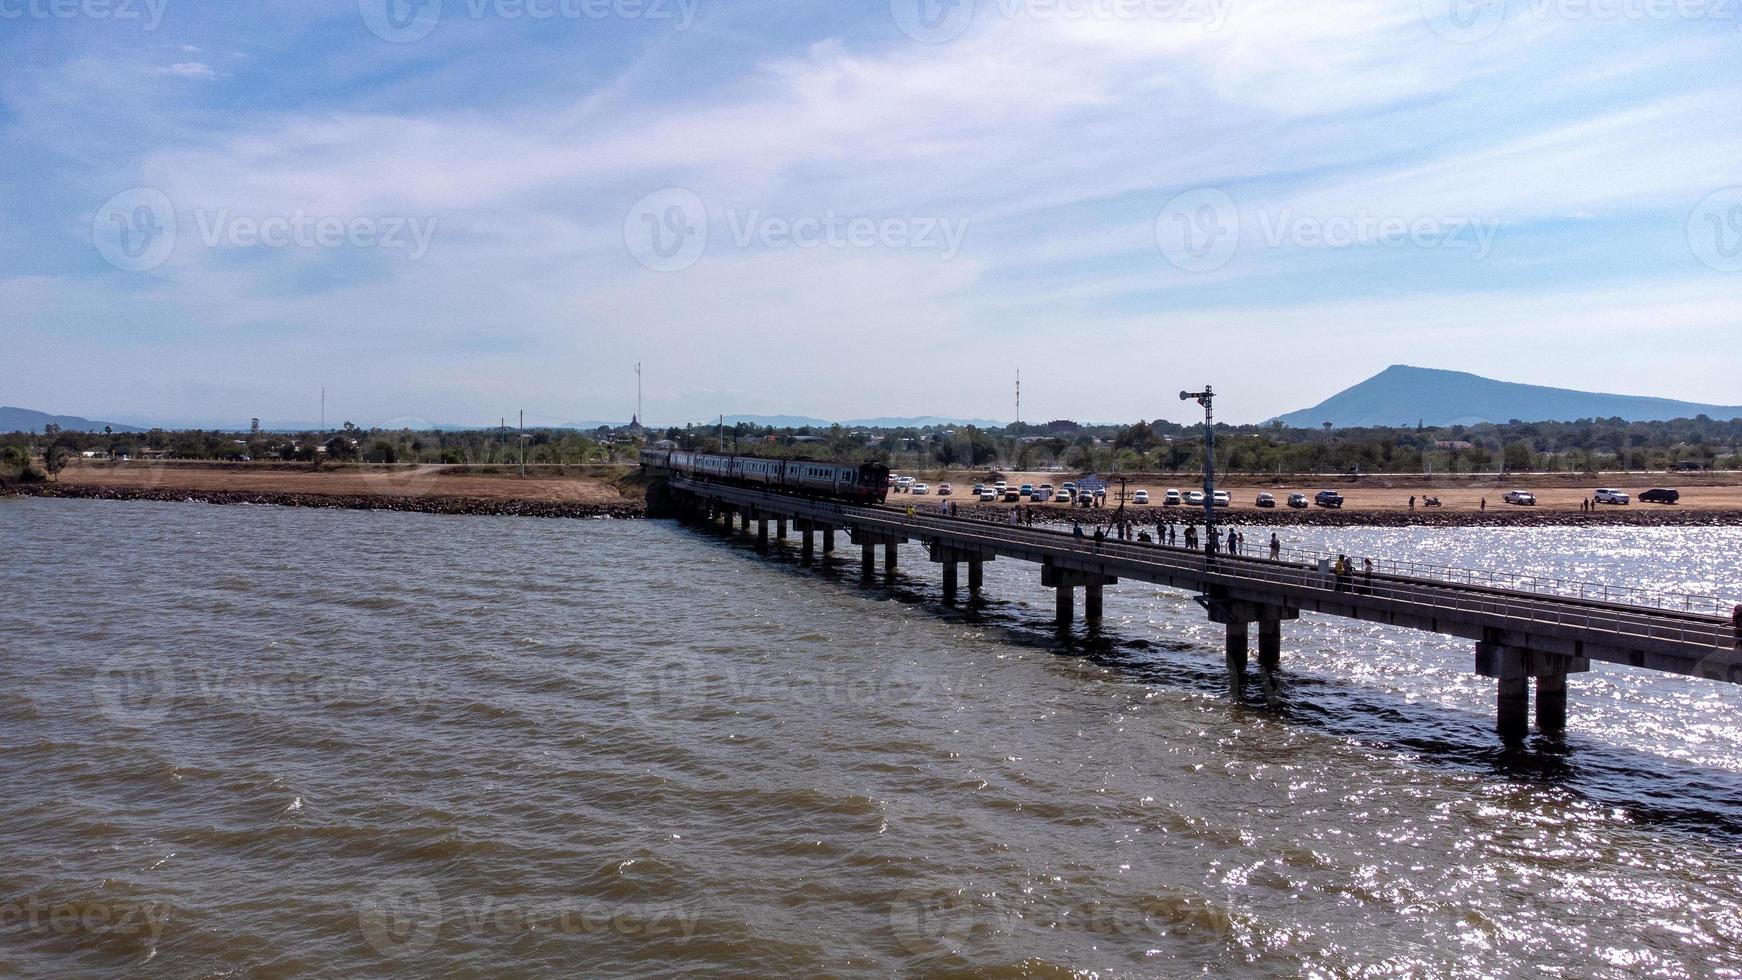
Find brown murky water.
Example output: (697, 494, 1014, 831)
(3, 497, 1740, 977)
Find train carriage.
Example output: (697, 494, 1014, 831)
(644, 449, 889, 505)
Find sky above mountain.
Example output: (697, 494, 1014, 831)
(2, 0, 1738, 427)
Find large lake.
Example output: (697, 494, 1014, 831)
(3, 497, 1739, 976)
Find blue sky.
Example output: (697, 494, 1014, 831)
(2, 0, 1738, 427)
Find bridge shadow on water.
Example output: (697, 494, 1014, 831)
(670, 519, 1742, 840)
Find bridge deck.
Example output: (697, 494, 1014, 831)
(670, 477, 1738, 681)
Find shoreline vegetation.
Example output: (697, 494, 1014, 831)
(4, 461, 1742, 527)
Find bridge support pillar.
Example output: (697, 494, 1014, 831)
(822, 525, 835, 555)
(802, 522, 814, 556)
(861, 542, 875, 579)
(968, 558, 984, 597)
(942, 561, 959, 605)
(1055, 584, 1075, 626)
(757, 517, 768, 550)
(1226, 620, 1249, 673)
(777, 518, 787, 540)
(1476, 643, 1590, 741)
(884, 541, 898, 573)
(1258, 617, 1282, 672)
(1536, 672, 1568, 736)
(1041, 565, 1116, 630)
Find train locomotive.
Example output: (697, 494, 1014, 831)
(641, 449, 890, 505)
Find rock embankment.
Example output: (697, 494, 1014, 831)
(7, 484, 645, 519)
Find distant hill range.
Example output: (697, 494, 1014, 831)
(1272, 366, 1742, 428)
(0, 406, 144, 434)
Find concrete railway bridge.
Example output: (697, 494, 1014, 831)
(650, 473, 1741, 742)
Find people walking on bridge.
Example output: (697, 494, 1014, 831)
(1333, 554, 1352, 592)
(1362, 557, 1375, 594)
(1269, 533, 1281, 560)
(1072, 521, 1084, 538)
(1732, 602, 1742, 647)
(1092, 525, 1105, 550)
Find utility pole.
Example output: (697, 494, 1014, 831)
(635, 362, 643, 427)
(320, 387, 325, 434)
(719, 414, 725, 454)
(1180, 386, 1216, 552)
(1014, 367, 1021, 469)
(519, 409, 526, 478)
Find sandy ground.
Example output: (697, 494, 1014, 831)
(52, 462, 633, 504)
(897, 471, 1742, 514)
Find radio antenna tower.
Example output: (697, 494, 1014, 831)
(634, 362, 642, 426)
(1015, 367, 1021, 432)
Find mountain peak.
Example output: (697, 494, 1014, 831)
(1271, 369, 1742, 428)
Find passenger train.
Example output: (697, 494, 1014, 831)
(641, 449, 890, 505)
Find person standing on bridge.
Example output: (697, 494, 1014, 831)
(1092, 525, 1105, 550)
(1072, 521, 1085, 538)
(1409, 495, 1416, 511)
(1269, 533, 1281, 561)
(1732, 603, 1741, 647)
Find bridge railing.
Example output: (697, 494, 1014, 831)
(881, 508, 1734, 651)
(675, 480, 1736, 652)
(923, 503, 1738, 618)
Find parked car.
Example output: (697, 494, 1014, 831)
(1004, 488, 1021, 502)
(1163, 489, 1182, 506)
(1672, 461, 1704, 472)
(1033, 487, 1053, 502)
(910, 483, 929, 495)
(1019, 484, 1034, 497)
(1212, 490, 1231, 508)
(1639, 488, 1680, 504)
(1502, 490, 1536, 506)
(937, 483, 952, 496)
(1287, 493, 1309, 509)
(979, 489, 997, 502)
(1054, 490, 1073, 504)
(1594, 488, 1630, 505)
(1060, 482, 1077, 496)
(1255, 492, 1276, 508)
(1037, 483, 1053, 497)
(972, 483, 985, 495)
(1314, 490, 1344, 509)
(1184, 490, 1206, 506)
(1132, 490, 1150, 505)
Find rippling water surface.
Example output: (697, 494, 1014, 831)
(2, 497, 1740, 977)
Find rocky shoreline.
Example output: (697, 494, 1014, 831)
(6, 484, 646, 520)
